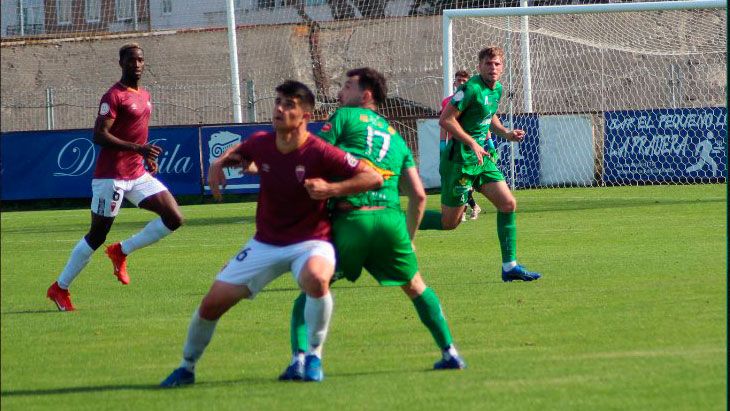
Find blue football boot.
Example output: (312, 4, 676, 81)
(278, 360, 304, 381)
(160, 367, 195, 388)
(434, 354, 467, 370)
(303, 355, 324, 382)
(502, 265, 542, 282)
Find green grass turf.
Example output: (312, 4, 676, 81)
(1, 184, 726, 410)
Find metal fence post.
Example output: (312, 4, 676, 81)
(45, 87, 55, 130)
(246, 79, 256, 122)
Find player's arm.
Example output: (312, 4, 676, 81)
(208, 143, 249, 201)
(304, 162, 383, 200)
(399, 166, 426, 241)
(93, 115, 161, 162)
(439, 104, 489, 164)
(490, 114, 525, 142)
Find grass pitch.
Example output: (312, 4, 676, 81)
(1, 184, 726, 410)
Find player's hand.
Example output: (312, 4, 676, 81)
(470, 141, 489, 165)
(304, 178, 332, 200)
(145, 157, 159, 175)
(484, 138, 499, 163)
(506, 129, 526, 142)
(139, 143, 162, 160)
(208, 162, 227, 202)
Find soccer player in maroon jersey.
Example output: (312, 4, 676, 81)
(46, 43, 185, 311)
(160, 80, 382, 386)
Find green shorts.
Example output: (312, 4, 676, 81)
(331, 208, 418, 286)
(439, 154, 504, 207)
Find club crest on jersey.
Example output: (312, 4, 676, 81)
(295, 165, 306, 182)
(99, 102, 110, 115)
(321, 123, 332, 132)
(345, 153, 358, 167)
(359, 114, 369, 122)
(131, 103, 138, 111)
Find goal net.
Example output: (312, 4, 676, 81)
(444, 0, 726, 187)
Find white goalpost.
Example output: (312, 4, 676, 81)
(442, 0, 727, 188)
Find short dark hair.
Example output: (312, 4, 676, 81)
(119, 43, 142, 61)
(454, 69, 470, 79)
(346, 67, 388, 105)
(477, 46, 504, 62)
(275, 80, 315, 111)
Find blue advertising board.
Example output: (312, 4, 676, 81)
(495, 114, 540, 188)
(200, 122, 325, 195)
(604, 107, 727, 183)
(1, 126, 201, 200)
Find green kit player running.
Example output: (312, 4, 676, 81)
(421, 46, 541, 282)
(279, 68, 466, 381)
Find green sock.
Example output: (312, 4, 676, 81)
(419, 210, 443, 230)
(412, 287, 453, 349)
(497, 211, 517, 263)
(290, 292, 308, 354)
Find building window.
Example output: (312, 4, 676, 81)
(162, 0, 172, 14)
(85, 0, 101, 22)
(116, 0, 134, 21)
(56, 0, 72, 24)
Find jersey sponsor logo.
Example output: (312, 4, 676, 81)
(453, 90, 465, 102)
(99, 102, 110, 116)
(321, 123, 332, 132)
(345, 153, 358, 168)
(295, 165, 305, 182)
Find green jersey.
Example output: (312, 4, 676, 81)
(445, 75, 503, 164)
(318, 106, 414, 209)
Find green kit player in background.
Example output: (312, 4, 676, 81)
(279, 68, 466, 380)
(421, 46, 542, 282)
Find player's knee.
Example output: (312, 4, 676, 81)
(163, 212, 184, 231)
(84, 232, 106, 250)
(498, 198, 517, 213)
(441, 216, 460, 230)
(300, 272, 331, 298)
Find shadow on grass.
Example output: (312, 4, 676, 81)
(1, 309, 62, 315)
(1, 376, 292, 397)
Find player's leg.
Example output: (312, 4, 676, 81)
(401, 274, 466, 370)
(105, 175, 183, 283)
(478, 180, 540, 282)
(281, 214, 366, 381)
(160, 281, 250, 387)
(279, 292, 308, 381)
(162, 239, 288, 387)
(291, 241, 336, 382)
(419, 158, 471, 230)
(47, 179, 120, 311)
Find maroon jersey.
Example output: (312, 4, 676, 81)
(234, 131, 360, 245)
(93, 82, 152, 179)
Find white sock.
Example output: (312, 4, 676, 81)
(121, 218, 173, 255)
(57, 238, 94, 289)
(304, 293, 333, 358)
(444, 344, 459, 359)
(291, 352, 305, 365)
(180, 309, 218, 372)
(502, 261, 517, 271)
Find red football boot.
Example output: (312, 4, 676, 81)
(47, 282, 75, 311)
(105, 243, 130, 285)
